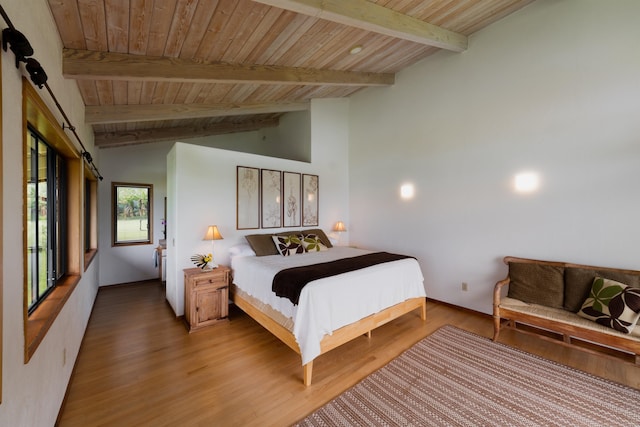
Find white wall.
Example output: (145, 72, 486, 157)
(310, 99, 350, 234)
(348, 0, 640, 314)
(98, 141, 173, 285)
(177, 111, 311, 162)
(166, 98, 349, 315)
(259, 110, 312, 162)
(0, 0, 99, 425)
(98, 112, 312, 286)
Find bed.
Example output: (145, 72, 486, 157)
(229, 230, 427, 386)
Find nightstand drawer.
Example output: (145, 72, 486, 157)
(192, 271, 228, 287)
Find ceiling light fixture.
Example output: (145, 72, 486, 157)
(349, 45, 363, 55)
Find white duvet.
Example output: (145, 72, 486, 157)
(231, 247, 426, 365)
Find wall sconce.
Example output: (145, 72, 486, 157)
(514, 172, 540, 193)
(203, 225, 224, 268)
(400, 183, 415, 200)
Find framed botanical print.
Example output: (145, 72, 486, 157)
(283, 172, 301, 227)
(261, 169, 282, 228)
(302, 174, 319, 226)
(236, 166, 260, 229)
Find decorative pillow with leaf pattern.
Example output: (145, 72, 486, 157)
(578, 277, 640, 334)
(272, 235, 304, 256)
(301, 234, 328, 252)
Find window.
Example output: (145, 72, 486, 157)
(26, 128, 68, 312)
(84, 171, 98, 268)
(0, 50, 3, 403)
(23, 78, 82, 362)
(112, 183, 153, 246)
(85, 178, 91, 251)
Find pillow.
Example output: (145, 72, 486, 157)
(303, 228, 333, 248)
(272, 235, 305, 256)
(228, 243, 256, 258)
(301, 234, 328, 252)
(507, 262, 565, 309)
(564, 267, 640, 312)
(277, 228, 333, 249)
(578, 277, 640, 334)
(245, 233, 278, 256)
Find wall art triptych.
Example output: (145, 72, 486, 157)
(236, 166, 318, 230)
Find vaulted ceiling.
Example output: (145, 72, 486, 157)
(46, 0, 535, 148)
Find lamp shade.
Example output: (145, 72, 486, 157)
(203, 225, 223, 241)
(333, 221, 347, 232)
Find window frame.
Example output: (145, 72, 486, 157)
(111, 182, 153, 247)
(26, 127, 69, 314)
(84, 168, 98, 268)
(0, 50, 4, 403)
(23, 78, 82, 363)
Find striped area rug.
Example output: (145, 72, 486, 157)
(294, 325, 640, 426)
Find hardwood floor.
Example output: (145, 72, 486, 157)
(57, 280, 640, 426)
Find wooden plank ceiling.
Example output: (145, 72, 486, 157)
(46, 0, 535, 148)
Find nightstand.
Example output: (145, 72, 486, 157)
(183, 266, 230, 332)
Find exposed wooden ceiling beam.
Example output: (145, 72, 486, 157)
(63, 49, 394, 86)
(252, 0, 468, 52)
(95, 118, 280, 148)
(85, 101, 309, 125)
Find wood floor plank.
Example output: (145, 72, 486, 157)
(57, 281, 640, 426)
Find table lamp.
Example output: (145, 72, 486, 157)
(203, 225, 223, 268)
(333, 221, 347, 245)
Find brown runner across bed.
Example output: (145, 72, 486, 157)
(272, 252, 413, 304)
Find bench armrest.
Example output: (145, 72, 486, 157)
(493, 277, 510, 308)
(492, 277, 510, 340)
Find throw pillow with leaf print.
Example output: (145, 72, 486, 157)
(578, 277, 640, 334)
(272, 235, 304, 256)
(301, 234, 328, 252)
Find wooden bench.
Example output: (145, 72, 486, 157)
(493, 256, 640, 365)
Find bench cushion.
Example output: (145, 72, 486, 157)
(500, 296, 640, 341)
(507, 262, 564, 309)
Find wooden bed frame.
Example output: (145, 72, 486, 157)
(230, 288, 427, 386)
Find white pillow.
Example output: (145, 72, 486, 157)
(228, 243, 256, 258)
